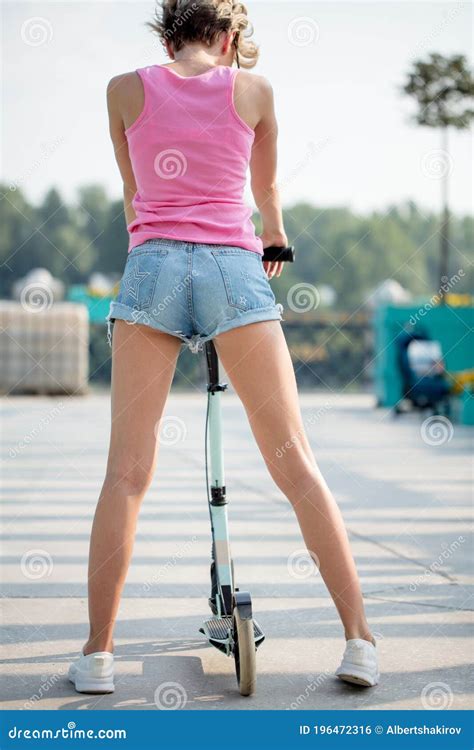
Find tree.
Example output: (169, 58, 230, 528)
(402, 53, 474, 300)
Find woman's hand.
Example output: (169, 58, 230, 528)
(261, 232, 288, 279)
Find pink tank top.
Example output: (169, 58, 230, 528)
(125, 64, 263, 256)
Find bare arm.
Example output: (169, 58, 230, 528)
(250, 77, 287, 276)
(106, 74, 139, 227)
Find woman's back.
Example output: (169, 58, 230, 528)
(115, 64, 265, 255)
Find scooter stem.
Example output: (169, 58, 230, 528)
(205, 341, 233, 616)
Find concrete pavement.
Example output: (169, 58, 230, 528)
(1, 390, 472, 710)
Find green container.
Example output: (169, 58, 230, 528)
(67, 286, 113, 324)
(461, 389, 474, 426)
(373, 303, 474, 407)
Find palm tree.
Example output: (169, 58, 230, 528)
(402, 53, 473, 300)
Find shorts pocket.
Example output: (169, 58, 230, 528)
(210, 248, 276, 312)
(116, 247, 169, 310)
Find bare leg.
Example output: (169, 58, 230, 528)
(84, 321, 182, 655)
(214, 320, 374, 643)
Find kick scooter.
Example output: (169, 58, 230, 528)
(199, 245, 295, 696)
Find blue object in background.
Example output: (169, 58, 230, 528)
(373, 303, 474, 409)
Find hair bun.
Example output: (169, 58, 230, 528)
(148, 0, 259, 69)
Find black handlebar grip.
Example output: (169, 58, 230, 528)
(262, 245, 295, 263)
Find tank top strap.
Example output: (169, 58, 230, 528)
(135, 64, 167, 98)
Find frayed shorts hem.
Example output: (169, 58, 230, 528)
(106, 301, 284, 354)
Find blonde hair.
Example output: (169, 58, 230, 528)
(148, 1, 259, 69)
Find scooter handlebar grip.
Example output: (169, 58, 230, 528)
(262, 245, 295, 263)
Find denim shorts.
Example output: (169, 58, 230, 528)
(106, 238, 284, 353)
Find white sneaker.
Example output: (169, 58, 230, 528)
(335, 638, 379, 687)
(68, 651, 115, 694)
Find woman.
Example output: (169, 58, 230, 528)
(69, 0, 379, 694)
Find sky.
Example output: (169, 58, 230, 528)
(2, 0, 473, 215)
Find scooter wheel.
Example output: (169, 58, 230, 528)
(233, 607, 256, 696)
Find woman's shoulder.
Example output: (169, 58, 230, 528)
(106, 71, 140, 101)
(235, 68, 273, 97)
(235, 69, 272, 92)
(234, 69, 274, 105)
(106, 68, 154, 101)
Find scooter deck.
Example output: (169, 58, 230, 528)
(200, 616, 265, 654)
